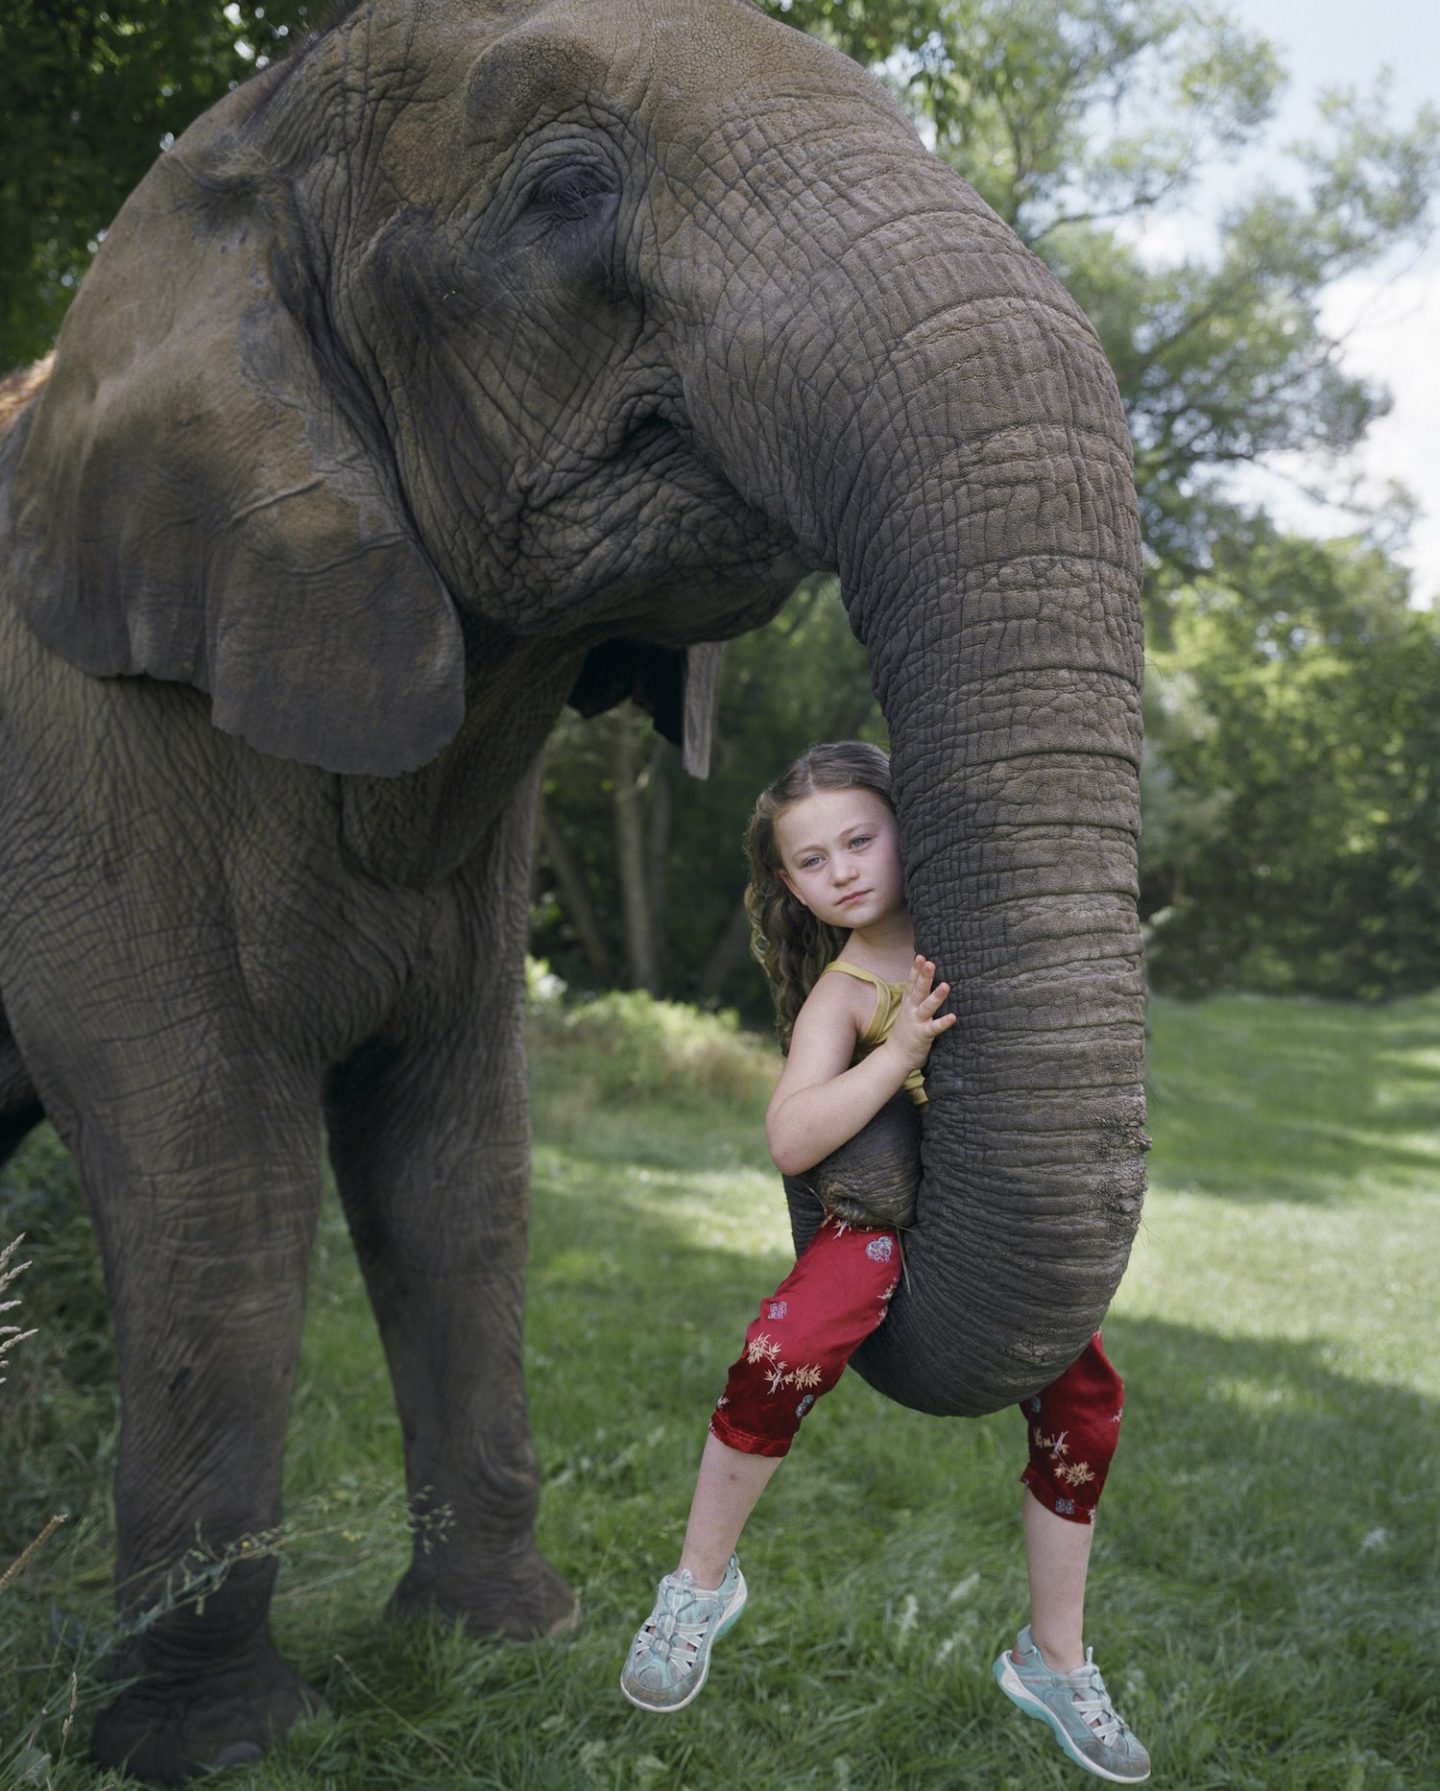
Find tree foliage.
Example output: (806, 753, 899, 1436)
(0, 0, 319, 370)
(1142, 535, 1440, 999)
(834, 0, 1438, 606)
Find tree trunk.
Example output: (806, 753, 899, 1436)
(612, 710, 660, 993)
(536, 797, 612, 984)
(696, 891, 754, 1003)
(644, 737, 672, 990)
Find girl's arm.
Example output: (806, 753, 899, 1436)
(765, 957, 953, 1177)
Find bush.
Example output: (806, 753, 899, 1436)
(527, 968, 777, 1111)
(0, 1128, 116, 1553)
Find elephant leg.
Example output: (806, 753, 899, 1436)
(32, 1058, 326, 1785)
(324, 778, 576, 1642)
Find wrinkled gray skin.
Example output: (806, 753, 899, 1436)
(0, 0, 1146, 1778)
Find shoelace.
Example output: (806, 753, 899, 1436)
(639, 1581, 717, 1665)
(1070, 1652, 1129, 1746)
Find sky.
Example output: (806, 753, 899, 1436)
(1121, 0, 1440, 603)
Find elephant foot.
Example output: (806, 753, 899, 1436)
(387, 1545, 579, 1641)
(90, 1637, 322, 1786)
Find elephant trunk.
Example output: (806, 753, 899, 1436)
(687, 153, 1149, 1415)
(843, 258, 1148, 1418)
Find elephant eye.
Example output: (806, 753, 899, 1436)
(525, 158, 619, 225)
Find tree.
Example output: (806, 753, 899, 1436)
(837, 0, 1439, 621)
(0, 1, 318, 371)
(1141, 532, 1440, 999)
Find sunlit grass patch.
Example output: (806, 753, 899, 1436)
(1146, 989, 1440, 1205)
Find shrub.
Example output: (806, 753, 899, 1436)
(0, 1128, 116, 1553)
(527, 970, 777, 1111)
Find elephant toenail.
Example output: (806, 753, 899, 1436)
(210, 1741, 265, 1767)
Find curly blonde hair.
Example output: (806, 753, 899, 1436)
(744, 741, 894, 1052)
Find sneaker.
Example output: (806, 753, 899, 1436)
(994, 1625, 1151, 1784)
(619, 1555, 747, 1713)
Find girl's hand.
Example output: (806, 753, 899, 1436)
(883, 955, 956, 1073)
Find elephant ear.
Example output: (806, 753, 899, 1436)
(568, 639, 724, 778)
(3, 80, 464, 776)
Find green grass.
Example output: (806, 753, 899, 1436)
(3, 989, 1438, 1789)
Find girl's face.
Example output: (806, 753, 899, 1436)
(774, 786, 904, 931)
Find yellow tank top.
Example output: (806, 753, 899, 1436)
(821, 960, 929, 1108)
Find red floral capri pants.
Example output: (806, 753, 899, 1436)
(709, 1216, 1125, 1525)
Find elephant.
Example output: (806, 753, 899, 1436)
(0, 0, 1147, 1778)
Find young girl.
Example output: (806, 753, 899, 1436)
(619, 742, 1149, 1784)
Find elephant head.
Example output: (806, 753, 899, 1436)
(4, 0, 1145, 1414)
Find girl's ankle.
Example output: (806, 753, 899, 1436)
(1027, 1628, 1084, 1674)
(676, 1555, 729, 1590)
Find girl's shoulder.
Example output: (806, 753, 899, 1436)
(822, 959, 900, 993)
(825, 951, 911, 989)
(794, 959, 874, 1039)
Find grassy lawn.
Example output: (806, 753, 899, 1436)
(3, 989, 1437, 1789)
